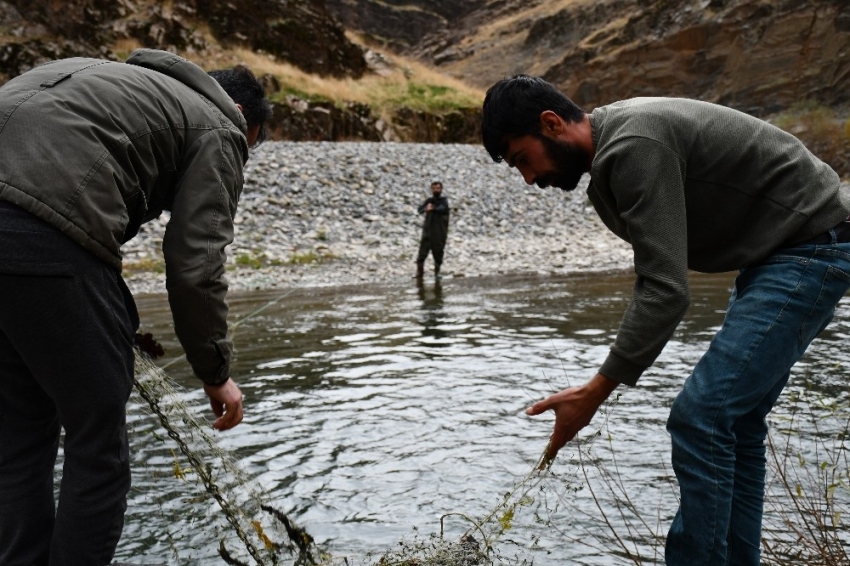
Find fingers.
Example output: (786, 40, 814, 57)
(209, 398, 224, 418)
(204, 378, 245, 431)
(525, 397, 552, 416)
(548, 427, 569, 459)
(213, 398, 244, 431)
(526, 390, 581, 466)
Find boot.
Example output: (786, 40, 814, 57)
(434, 264, 441, 279)
(414, 261, 424, 279)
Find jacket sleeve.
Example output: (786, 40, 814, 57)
(417, 198, 430, 214)
(433, 197, 449, 214)
(163, 128, 246, 385)
(596, 137, 691, 386)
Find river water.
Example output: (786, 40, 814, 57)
(100, 271, 849, 565)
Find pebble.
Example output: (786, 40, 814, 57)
(125, 141, 846, 296)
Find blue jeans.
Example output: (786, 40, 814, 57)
(665, 237, 850, 566)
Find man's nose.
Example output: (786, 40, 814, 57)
(518, 165, 535, 186)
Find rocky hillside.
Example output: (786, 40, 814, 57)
(324, 0, 486, 53)
(0, 0, 366, 82)
(2, 0, 848, 156)
(335, 0, 850, 116)
(0, 0, 483, 143)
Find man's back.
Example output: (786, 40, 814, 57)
(589, 97, 849, 272)
(0, 51, 248, 267)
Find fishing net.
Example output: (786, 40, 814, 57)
(130, 339, 628, 566)
(131, 352, 323, 566)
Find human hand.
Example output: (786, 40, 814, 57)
(526, 373, 618, 467)
(425, 203, 434, 212)
(203, 378, 244, 431)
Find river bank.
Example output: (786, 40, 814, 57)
(123, 141, 634, 295)
(122, 141, 850, 297)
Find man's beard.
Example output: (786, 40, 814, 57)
(536, 134, 589, 192)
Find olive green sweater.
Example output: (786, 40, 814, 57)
(587, 97, 850, 386)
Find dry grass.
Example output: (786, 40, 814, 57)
(232, 47, 483, 112)
(110, 35, 483, 114)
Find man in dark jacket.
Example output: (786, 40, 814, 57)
(481, 75, 850, 566)
(415, 181, 450, 279)
(0, 49, 271, 565)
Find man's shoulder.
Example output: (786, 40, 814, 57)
(126, 49, 246, 133)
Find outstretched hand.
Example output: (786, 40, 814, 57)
(526, 373, 619, 466)
(203, 378, 244, 431)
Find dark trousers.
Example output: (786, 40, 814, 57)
(0, 202, 134, 566)
(416, 236, 445, 267)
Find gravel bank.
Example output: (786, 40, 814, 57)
(122, 141, 634, 295)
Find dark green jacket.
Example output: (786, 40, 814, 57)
(0, 49, 249, 384)
(588, 97, 850, 386)
(418, 195, 450, 247)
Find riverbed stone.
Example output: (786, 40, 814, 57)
(122, 141, 847, 296)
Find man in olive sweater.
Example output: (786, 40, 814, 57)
(482, 75, 850, 565)
(0, 50, 270, 565)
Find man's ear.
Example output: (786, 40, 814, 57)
(235, 103, 244, 113)
(539, 110, 563, 136)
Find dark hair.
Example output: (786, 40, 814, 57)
(431, 181, 443, 188)
(208, 65, 273, 147)
(481, 74, 585, 162)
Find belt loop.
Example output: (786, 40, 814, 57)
(829, 227, 839, 245)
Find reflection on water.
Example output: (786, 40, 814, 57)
(103, 271, 849, 564)
(418, 278, 445, 340)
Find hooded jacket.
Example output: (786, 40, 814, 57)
(0, 49, 249, 384)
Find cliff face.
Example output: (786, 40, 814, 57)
(265, 95, 482, 144)
(2, 0, 847, 147)
(0, 0, 366, 83)
(543, 0, 850, 114)
(324, 0, 487, 52)
(197, 0, 366, 78)
(405, 0, 850, 114)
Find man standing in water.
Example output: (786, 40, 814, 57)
(0, 49, 271, 565)
(481, 75, 850, 565)
(415, 181, 450, 279)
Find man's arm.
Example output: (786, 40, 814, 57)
(528, 138, 691, 460)
(598, 137, 691, 386)
(432, 196, 449, 214)
(163, 127, 246, 428)
(417, 197, 433, 214)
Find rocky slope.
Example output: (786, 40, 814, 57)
(361, 0, 850, 116)
(324, 0, 486, 52)
(0, 0, 366, 83)
(3, 0, 847, 149)
(0, 0, 482, 142)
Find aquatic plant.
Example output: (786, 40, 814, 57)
(762, 381, 850, 565)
